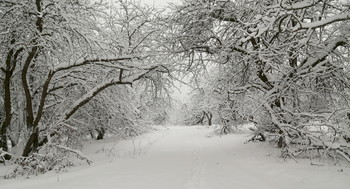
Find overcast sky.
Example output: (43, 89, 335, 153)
(140, 0, 181, 8)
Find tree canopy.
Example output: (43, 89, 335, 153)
(167, 0, 350, 161)
(1, 0, 350, 176)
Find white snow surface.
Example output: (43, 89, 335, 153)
(1, 126, 349, 189)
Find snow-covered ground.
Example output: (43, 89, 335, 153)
(0, 126, 349, 189)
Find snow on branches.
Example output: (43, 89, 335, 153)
(169, 0, 350, 163)
(0, 0, 168, 168)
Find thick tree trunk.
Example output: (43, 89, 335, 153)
(21, 1, 43, 157)
(0, 44, 17, 152)
(21, 46, 38, 156)
(0, 75, 11, 152)
(22, 127, 39, 157)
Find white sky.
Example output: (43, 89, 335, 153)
(140, 0, 181, 7)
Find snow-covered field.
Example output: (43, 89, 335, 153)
(1, 126, 349, 189)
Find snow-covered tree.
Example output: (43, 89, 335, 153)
(169, 0, 350, 162)
(0, 0, 169, 164)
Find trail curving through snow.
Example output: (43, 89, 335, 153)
(0, 126, 349, 189)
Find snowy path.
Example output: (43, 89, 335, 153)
(1, 126, 349, 189)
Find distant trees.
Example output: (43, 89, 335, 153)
(136, 71, 173, 125)
(181, 78, 218, 126)
(169, 0, 350, 162)
(176, 65, 250, 133)
(0, 0, 169, 164)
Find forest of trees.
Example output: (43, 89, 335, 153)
(1, 0, 350, 177)
(169, 0, 350, 161)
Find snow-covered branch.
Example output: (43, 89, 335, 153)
(52, 144, 93, 165)
(169, 0, 350, 164)
(0, 0, 17, 6)
(298, 37, 348, 71)
(280, 0, 323, 10)
(294, 14, 350, 31)
(53, 55, 140, 73)
(63, 67, 157, 120)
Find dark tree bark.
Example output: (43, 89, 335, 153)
(21, 0, 44, 157)
(96, 128, 106, 140)
(0, 49, 14, 152)
(22, 128, 39, 157)
(0, 38, 22, 153)
(205, 111, 213, 126)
